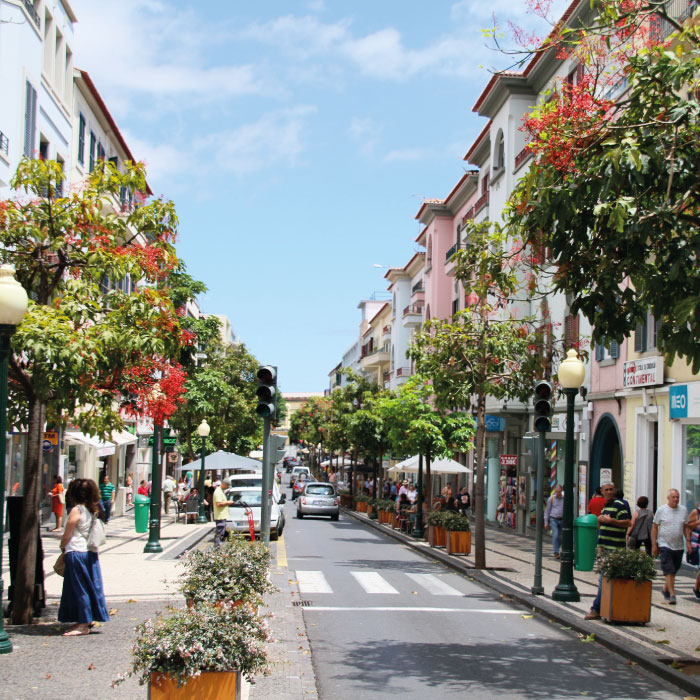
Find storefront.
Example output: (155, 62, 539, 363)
(670, 381, 700, 509)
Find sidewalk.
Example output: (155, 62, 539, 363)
(2, 510, 318, 700)
(343, 507, 700, 697)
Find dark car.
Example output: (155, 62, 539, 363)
(284, 457, 301, 473)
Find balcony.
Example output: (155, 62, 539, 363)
(402, 304, 423, 327)
(473, 190, 489, 216)
(655, 0, 698, 39)
(394, 366, 412, 384)
(514, 146, 532, 171)
(382, 325, 392, 341)
(0, 131, 8, 156)
(360, 347, 390, 370)
(383, 370, 392, 386)
(411, 281, 424, 295)
(23, 0, 40, 28)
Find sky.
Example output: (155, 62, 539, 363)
(69, 0, 565, 393)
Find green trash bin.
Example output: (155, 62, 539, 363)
(134, 494, 150, 533)
(574, 513, 599, 571)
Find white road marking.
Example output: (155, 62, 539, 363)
(296, 570, 333, 594)
(350, 571, 399, 594)
(304, 607, 523, 613)
(406, 573, 463, 596)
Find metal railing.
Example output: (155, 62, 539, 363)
(23, 0, 40, 28)
(0, 132, 8, 156)
(655, 0, 698, 39)
(402, 304, 423, 317)
(445, 242, 468, 262)
(411, 281, 424, 294)
(382, 325, 391, 335)
(473, 190, 489, 214)
(514, 146, 532, 170)
(395, 366, 411, 377)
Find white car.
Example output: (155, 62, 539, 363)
(225, 474, 286, 541)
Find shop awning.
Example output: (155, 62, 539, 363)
(64, 431, 116, 457)
(388, 455, 472, 475)
(110, 430, 138, 446)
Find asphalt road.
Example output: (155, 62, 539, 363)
(281, 479, 683, 700)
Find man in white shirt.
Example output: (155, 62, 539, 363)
(652, 488, 689, 605)
(162, 474, 176, 515)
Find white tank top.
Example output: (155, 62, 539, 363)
(65, 505, 93, 553)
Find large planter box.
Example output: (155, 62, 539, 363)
(367, 505, 374, 517)
(600, 577, 652, 624)
(428, 525, 446, 548)
(446, 530, 471, 555)
(356, 501, 367, 513)
(392, 514, 402, 529)
(339, 494, 354, 509)
(379, 510, 393, 524)
(149, 671, 240, 699)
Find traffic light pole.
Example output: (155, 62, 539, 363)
(531, 427, 547, 595)
(260, 416, 272, 547)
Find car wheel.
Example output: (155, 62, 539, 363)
(331, 514, 339, 521)
(297, 511, 303, 519)
(270, 527, 279, 541)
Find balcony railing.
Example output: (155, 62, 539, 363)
(0, 131, 8, 156)
(411, 281, 424, 294)
(383, 371, 392, 384)
(403, 304, 423, 317)
(23, 0, 40, 28)
(655, 0, 698, 39)
(445, 242, 468, 263)
(382, 325, 391, 335)
(514, 146, 532, 170)
(395, 366, 411, 377)
(473, 190, 489, 214)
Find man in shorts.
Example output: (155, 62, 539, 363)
(652, 488, 689, 605)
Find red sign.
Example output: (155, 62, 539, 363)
(246, 507, 255, 541)
(499, 454, 518, 467)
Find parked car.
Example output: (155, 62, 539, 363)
(284, 457, 301, 473)
(224, 474, 286, 540)
(291, 465, 310, 480)
(292, 473, 315, 500)
(297, 483, 339, 520)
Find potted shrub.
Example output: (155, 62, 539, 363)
(380, 499, 396, 524)
(598, 548, 656, 624)
(179, 537, 275, 608)
(366, 497, 376, 518)
(117, 602, 270, 699)
(443, 512, 471, 555)
(354, 494, 369, 513)
(426, 511, 446, 548)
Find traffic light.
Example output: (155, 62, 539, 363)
(533, 380, 553, 432)
(270, 434, 287, 462)
(256, 365, 277, 418)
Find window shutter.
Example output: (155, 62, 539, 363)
(595, 343, 604, 362)
(609, 340, 620, 359)
(24, 81, 37, 157)
(634, 322, 646, 352)
(78, 114, 85, 164)
(89, 132, 96, 172)
(654, 317, 662, 348)
(564, 314, 579, 347)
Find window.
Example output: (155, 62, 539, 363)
(493, 130, 505, 172)
(24, 81, 38, 157)
(595, 339, 620, 362)
(77, 114, 86, 165)
(39, 137, 49, 160)
(564, 313, 579, 348)
(682, 425, 700, 507)
(56, 155, 64, 197)
(89, 131, 96, 172)
(108, 156, 118, 170)
(634, 312, 662, 353)
(96, 141, 105, 163)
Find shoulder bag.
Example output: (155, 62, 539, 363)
(87, 512, 106, 551)
(58, 488, 65, 505)
(53, 552, 65, 576)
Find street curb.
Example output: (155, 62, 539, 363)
(341, 507, 700, 697)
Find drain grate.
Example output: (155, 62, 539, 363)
(292, 600, 312, 607)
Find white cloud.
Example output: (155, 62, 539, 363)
(384, 148, 428, 163)
(348, 117, 381, 158)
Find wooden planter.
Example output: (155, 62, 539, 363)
(600, 577, 652, 624)
(446, 530, 471, 555)
(428, 525, 446, 548)
(392, 514, 401, 529)
(150, 671, 240, 699)
(356, 501, 367, 513)
(384, 510, 395, 524)
(367, 505, 374, 517)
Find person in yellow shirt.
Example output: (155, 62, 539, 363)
(213, 477, 233, 547)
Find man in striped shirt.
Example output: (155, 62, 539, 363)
(100, 474, 116, 523)
(584, 482, 631, 620)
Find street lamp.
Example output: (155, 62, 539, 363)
(552, 349, 585, 603)
(144, 385, 164, 554)
(196, 419, 210, 524)
(0, 264, 28, 655)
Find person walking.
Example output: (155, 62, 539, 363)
(49, 475, 65, 532)
(685, 500, 700, 600)
(458, 487, 471, 516)
(99, 474, 115, 524)
(652, 488, 689, 605)
(407, 483, 418, 505)
(125, 473, 133, 506)
(627, 496, 653, 555)
(212, 477, 234, 547)
(162, 473, 176, 515)
(585, 483, 631, 620)
(58, 478, 109, 636)
(545, 484, 564, 559)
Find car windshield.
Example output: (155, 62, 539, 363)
(228, 477, 262, 489)
(305, 485, 334, 496)
(228, 490, 262, 507)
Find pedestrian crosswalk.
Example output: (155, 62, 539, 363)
(295, 570, 465, 597)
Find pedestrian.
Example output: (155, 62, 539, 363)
(137, 479, 149, 496)
(584, 483, 631, 620)
(49, 475, 65, 532)
(457, 487, 471, 516)
(58, 478, 109, 636)
(626, 496, 653, 555)
(587, 486, 605, 516)
(176, 476, 187, 501)
(652, 488, 689, 605)
(442, 483, 454, 499)
(685, 500, 700, 600)
(407, 483, 418, 505)
(444, 496, 459, 513)
(615, 488, 632, 519)
(545, 484, 564, 559)
(390, 480, 397, 499)
(99, 474, 115, 524)
(185, 487, 205, 523)
(212, 476, 234, 547)
(162, 473, 176, 515)
(125, 472, 133, 506)
(398, 480, 408, 499)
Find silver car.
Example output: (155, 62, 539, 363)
(296, 482, 339, 520)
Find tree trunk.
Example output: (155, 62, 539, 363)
(473, 391, 488, 569)
(11, 398, 45, 624)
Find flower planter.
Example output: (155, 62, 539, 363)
(392, 514, 401, 529)
(600, 578, 652, 624)
(149, 671, 240, 699)
(356, 501, 367, 513)
(428, 525, 446, 548)
(366, 505, 374, 517)
(446, 530, 471, 555)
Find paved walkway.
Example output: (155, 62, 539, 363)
(344, 508, 700, 697)
(2, 509, 319, 700)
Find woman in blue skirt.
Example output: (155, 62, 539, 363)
(58, 478, 109, 636)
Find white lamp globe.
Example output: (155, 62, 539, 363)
(197, 419, 211, 438)
(559, 349, 585, 389)
(0, 265, 28, 326)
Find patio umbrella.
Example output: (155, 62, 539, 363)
(388, 455, 471, 475)
(176, 451, 261, 472)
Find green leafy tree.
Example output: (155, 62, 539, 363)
(0, 158, 188, 623)
(409, 221, 540, 568)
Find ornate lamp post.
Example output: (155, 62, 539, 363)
(196, 419, 210, 524)
(144, 385, 164, 554)
(552, 349, 585, 602)
(0, 265, 28, 654)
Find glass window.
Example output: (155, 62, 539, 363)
(306, 485, 334, 496)
(682, 425, 700, 508)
